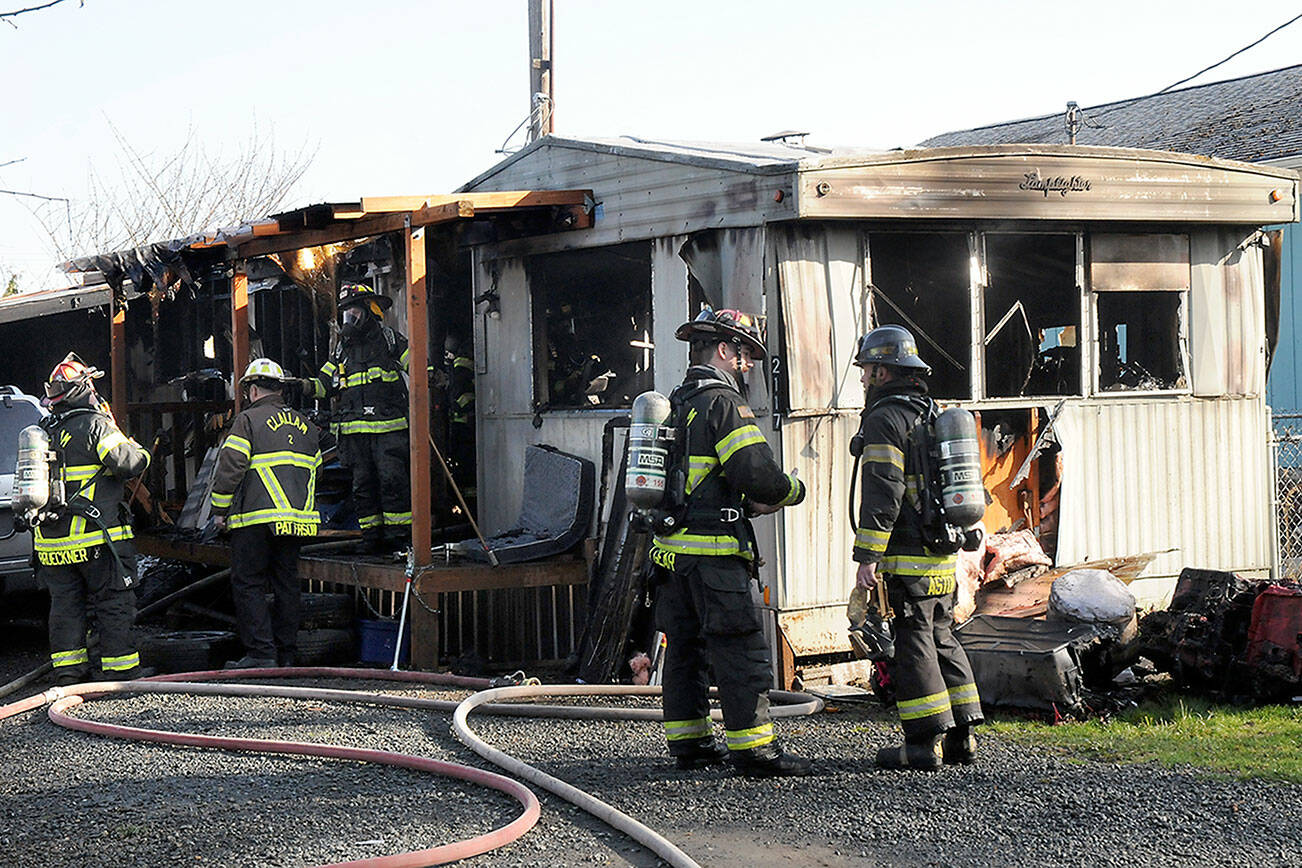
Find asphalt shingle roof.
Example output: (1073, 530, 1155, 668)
(919, 64, 1302, 163)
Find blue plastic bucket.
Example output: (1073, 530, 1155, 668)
(357, 618, 410, 665)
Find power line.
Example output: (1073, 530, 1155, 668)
(1091, 12, 1302, 121)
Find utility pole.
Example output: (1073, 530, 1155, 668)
(527, 0, 554, 142)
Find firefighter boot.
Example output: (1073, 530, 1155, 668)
(730, 743, 812, 778)
(875, 733, 943, 771)
(942, 725, 977, 765)
(671, 737, 730, 770)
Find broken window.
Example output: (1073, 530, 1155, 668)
(868, 231, 972, 399)
(983, 233, 1080, 398)
(526, 241, 653, 410)
(1090, 234, 1189, 392)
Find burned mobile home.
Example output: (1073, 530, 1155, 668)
(457, 136, 1298, 672)
(39, 138, 1299, 680)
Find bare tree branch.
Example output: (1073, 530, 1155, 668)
(1, 0, 80, 28)
(30, 119, 317, 261)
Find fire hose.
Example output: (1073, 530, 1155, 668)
(0, 667, 823, 867)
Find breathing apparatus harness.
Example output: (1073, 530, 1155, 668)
(27, 408, 133, 583)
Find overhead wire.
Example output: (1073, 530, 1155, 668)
(1088, 11, 1302, 122)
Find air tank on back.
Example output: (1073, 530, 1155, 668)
(13, 423, 56, 526)
(625, 391, 672, 511)
(934, 408, 984, 530)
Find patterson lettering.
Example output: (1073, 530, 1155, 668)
(1020, 170, 1092, 198)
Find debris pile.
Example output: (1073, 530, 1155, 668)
(1138, 568, 1302, 702)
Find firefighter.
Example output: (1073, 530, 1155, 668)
(34, 353, 151, 685)
(851, 325, 983, 770)
(307, 284, 412, 553)
(445, 332, 476, 499)
(212, 358, 321, 668)
(650, 308, 810, 778)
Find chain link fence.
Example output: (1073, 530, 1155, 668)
(1272, 413, 1302, 578)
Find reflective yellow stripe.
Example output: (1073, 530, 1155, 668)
(63, 464, 100, 483)
(897, 689, 952, 721)
(313, 378, 327, 398)
(341, 367, 403, 388)
(664, 718, 711, 742)
(854, 527, 891, 554)
(685, 408, 697, 426)
(101, 652, 140, 671)
(453, 356, 473, 370)
(948, 683, 980, 706)
(256, 467, 292, 512)
(222, 435, 252, 458)
(359, 514, 383, 529)
(210, 491, 234, 508)
(685, 455, 718, 494)
(338, 417, 408, 435)
(725, 722, 775, 751)
(250, 451, 319, 470)
(34, 525, 133, 552)
(399, 347, 410, 369)
(51, 648, 89, 667)
(880, 554, 957, 577)
(227, 508, 320, 529)
(321, 361, 338, 376)
(652, 533, 750, 559)
(863, 443, 904, 471)
(382, 511, 412, 525)
(715, 424, 765, 464)
(95, 430, 128, 461)
(455, 393, 474, 407)
(776, 473, 802, 506)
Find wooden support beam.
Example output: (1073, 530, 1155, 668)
(410, 597, 439, 671)
(233, 201, 472, 259)
(109, 292, 127, 422)
(231, 267, 249, 412)
(405, 224, 432, 567)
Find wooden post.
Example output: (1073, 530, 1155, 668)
(109, 292, 127, 422)
(405, 224, 432, 568)
(527, 0, 554, 140)
(231, 265, 249, 412)
(410, 586, 439, 671)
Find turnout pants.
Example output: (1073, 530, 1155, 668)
(655, 554, 775, 755)
(230, 525, 303, 661)
(339, 429, 412, 545)
(887, 578, 983, 739)
(41, 543, 139, 679)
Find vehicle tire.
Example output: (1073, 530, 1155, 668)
(294, 628, 356, 666)
(299, 592, 355, 630)
(139, 630, 239, 674)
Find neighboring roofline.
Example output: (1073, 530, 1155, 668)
(924, 62, 1302, 140)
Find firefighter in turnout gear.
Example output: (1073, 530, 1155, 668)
(650, 308, 811, 778)
(852, 325, 983, 770)
(34, 353, 151, 685)
(307, 284, 412, 553)
(445, 332, 476, 500)
(212, 358, 321, 668)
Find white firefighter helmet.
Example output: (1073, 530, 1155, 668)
(240, 358, 288, 387)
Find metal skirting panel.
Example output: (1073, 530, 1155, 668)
(1054, 397, 1273, 601)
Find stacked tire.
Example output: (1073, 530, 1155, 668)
(294, 592, 356, 666)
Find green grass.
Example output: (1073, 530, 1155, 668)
(987, 693, 1302, 783)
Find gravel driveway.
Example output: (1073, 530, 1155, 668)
(2, 632, 1300, 867)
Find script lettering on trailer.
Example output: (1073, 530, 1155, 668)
(1019, 169, 1092, 198)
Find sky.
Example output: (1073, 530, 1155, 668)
(2, 0, 1301, 289)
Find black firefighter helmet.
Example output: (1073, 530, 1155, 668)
(853, 325, 931, 375)
(675, 308, 767, 359)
